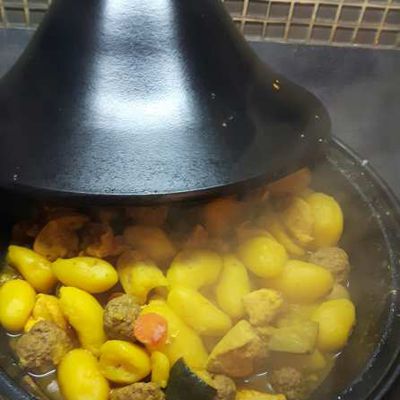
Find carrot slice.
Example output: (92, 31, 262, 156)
(134, 313, 168, 349)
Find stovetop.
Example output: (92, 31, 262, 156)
(0, 28, 399, 399)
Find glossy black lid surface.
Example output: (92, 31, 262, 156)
(0, 0, 330, 203)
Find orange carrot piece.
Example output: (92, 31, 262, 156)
(134, 313, 168, 349)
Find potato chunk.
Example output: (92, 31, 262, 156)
(207, 320, 267, 378)
(312, 299, 355, 352)
(236, 390, 286, 400)
(268, 321, 319, 354)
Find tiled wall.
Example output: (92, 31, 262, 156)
(224, 0, 400, 47)
(0, 0, 399, 48)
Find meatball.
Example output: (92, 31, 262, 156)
(15, 320, 73, 372)
(104, 294, 141, 341)
(243, 289, 283, 326)
(110, 382, 165, 400)
(309, 247, 350, 284)
(210, 374, 236, 400)
(270, 367, 306, 400)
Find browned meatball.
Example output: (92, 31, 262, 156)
(210, 374, 236, 400)
(110, 382, 165, 400)
(104, 294, 141, 341)
(309, 247, 350, 283)
(15, 320, 73, 372)
(270, 367, 305, 400)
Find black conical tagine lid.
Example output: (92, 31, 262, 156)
(0, 0, 330, 204)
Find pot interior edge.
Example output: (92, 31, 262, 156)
(309, 142, 400, 400)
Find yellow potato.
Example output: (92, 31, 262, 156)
(268, 260, 334, 303)
(305, 192, 344, 248)
(280, 197, 314, 245)
(123, 225, 176, 265)
(312, 299, 356, 352)
(236, 390, 286, 400)
(7, 245, 57, 293)
(216, 254, 251, 319)
(141, 299, 208, 369)
(0, 279, 36, 332)
(58, 349, 109, 400)
(259, 210, 305, 257)
(25, 294, 67, 332)
(235, 222, 271, 244)
(151, 351, 170, 388)
(117, 250, 168, 304)
(267, 167, 311, 196)
(203, 197, 243, 236)
(168, 286, 232, 336)
(167, 249, 222, 290)
(52, 257, 118, 293)
(99, 340, 151, 384)
(59, 286, 106, 355)
(238, 236, 288, 278)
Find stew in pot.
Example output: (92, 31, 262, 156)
(0, 168, 356, 400)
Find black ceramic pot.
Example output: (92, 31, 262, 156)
(0, 138, 400, 400)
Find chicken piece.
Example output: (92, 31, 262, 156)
(80, 222, 126, 258)
(93, 207, 122, 225)
(126, 206, 169, 227)
(11, 220, 40, 244)
(309, 247, 350, 284)
(33, 212, 89, 260)
(123, 226, 176, 266)
(210, 374, 236, 400)
(103, 294, 141, 341)
(203, 197, 244, 237)
(184, 225, 209, 249)
(243, 289, 284, 326)
(270, 367, 306, 400)
(207, 320, 267, 378)
(15, 320, 74, 372)
(109, 382, 165, 400)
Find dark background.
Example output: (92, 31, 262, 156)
(0, 28, 399, 399)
